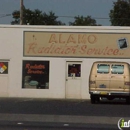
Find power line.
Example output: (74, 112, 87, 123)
(58, 16, 110, 19)
(0, 14, 11, 18)
(1, 13, 130, 21)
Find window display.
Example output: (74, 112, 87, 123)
(22, 60, 49, 89)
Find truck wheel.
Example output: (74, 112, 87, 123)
(90, 95, 96, 104)
(107, 97, 114, 100)
(96, 97, 100, 103)
(126, 97, 130, 104)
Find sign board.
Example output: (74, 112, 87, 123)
(24, 31, 130, 58)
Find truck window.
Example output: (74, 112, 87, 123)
(111, 65, 124, 74)
(97, 64, 110, 74)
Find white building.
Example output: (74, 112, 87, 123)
(0, 25, 130, 99)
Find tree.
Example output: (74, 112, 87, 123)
(69, 15, 100, 26)
(11, 7, 65, 25)
(42, 11, 65, 25)
(109, 0, 130, 26)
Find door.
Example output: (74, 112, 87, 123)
(95, 64, 110, 92)
(65, 62, 82, 99)
(109, 64, 124, 92)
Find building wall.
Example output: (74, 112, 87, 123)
(0, 25, 130, 99)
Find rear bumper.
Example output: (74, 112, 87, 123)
(89, 91, 130, 97)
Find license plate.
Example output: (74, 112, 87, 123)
(99, 84, 106, 88)
(100, 92, 107, 95)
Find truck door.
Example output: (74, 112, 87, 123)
(109, 64, 124, 92)
(95, 64, 110, 93)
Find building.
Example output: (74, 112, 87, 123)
(0, 25, 130, 99)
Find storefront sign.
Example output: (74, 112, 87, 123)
(24, 31, 130, 58)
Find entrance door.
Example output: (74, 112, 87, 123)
(65, 62, 82, 99)
(109, 64, 124, 92)
(95, 64, 110, 92)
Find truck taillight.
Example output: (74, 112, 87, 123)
(89, 81, 96, 84)
(125, 82, 130, 85)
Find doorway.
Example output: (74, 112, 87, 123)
(65, 61, 82, 99)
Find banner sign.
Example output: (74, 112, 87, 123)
(24, 31, 130, 58)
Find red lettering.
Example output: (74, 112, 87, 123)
(72, 45, 78, 54)
(67, 34, 76, 43)
(107, 49, 113, 55)
(27, 42, 37, 54)
(78, 35, 87, 44)
(113, 49, 119, 55)
(44, 46, 52, 53)
(25, 64, 30, 69)
(27, 69, 44, 74)
(48, 33, 97, 44)
(91, 48, 99, 55)
(103, 47, 109, 55)
(38, 47, 44, 53)
(54, 47, 61, 54)
(49, 34, 58, 43)
(59, 34, 65, 43)
(87, 49, 94, 55)
(65, 48, 71, 54)
(80, 45, 87, 54)
(88, 35, 97, 44)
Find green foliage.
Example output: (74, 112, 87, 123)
(11, 7, 65, 25)
(24, 9, 44, 25)
(109, 0, 130, 26)
(11, 10, 20, 25)
(69, 15, 100, 26)
(11, 7, 99, 26)
(42, 11, 65, 25)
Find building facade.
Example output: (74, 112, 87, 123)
(0, 25, 130, 99)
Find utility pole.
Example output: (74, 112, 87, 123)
(20, 0, 23, 25)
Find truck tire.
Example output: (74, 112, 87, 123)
(96, 96, 100, 103)
(126, 97, 130, 104)
(90, 95, 96, 104)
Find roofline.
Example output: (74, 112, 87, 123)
(1, 24, 130, 30)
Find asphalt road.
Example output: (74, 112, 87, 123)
(0, 98, 129, 117)
(0, 125, 117, 130)
(0, 121, 117, 130)
(0, 97, 129, 130)
(0, 126, 118, 130)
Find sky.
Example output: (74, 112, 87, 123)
(0, 0, 117, 26)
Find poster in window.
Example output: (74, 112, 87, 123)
(22, 60, 49, 89)
(0, 62, 8, 74)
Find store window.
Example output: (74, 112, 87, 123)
(0, 62, 8, 74)
(22, 60, 49, 89)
